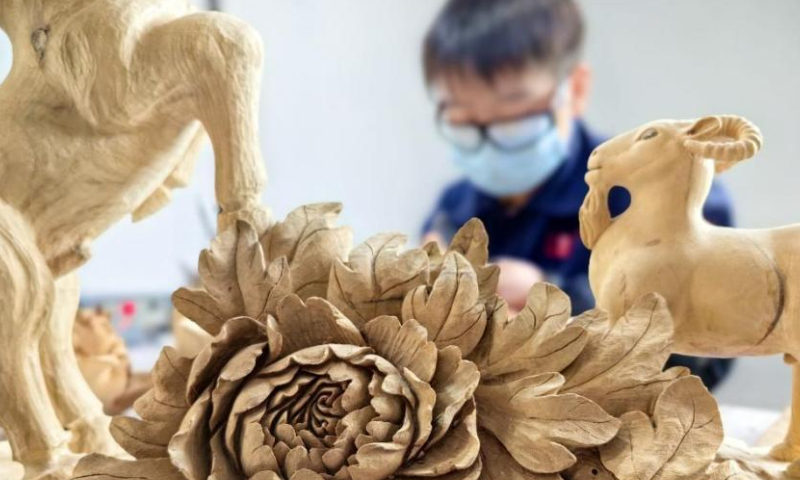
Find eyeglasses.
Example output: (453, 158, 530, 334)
(436, 80, 569, 153)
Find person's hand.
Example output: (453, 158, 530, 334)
(494, 257, 546, 315)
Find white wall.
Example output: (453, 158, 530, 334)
(2, 1, 800, 299)
(581, 0, 800, 230)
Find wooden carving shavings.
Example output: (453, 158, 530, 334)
(599, 376, 723, 480)
(562, 293, 687, 416)
(328, 232, 429, 328)
(401, 252, 487, 357)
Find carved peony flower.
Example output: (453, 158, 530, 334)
(75, 205, 481, 480)
(114, 299, 480, 480)
(73, 203, 725, 480)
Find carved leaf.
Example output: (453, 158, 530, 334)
(328, 233, 429, 328)
(476, 373, 620, 474)
(478, 429, 563, 480)
(173, 204, 350, 335)
(402, 252, 488, 356)
(172, 221, 291, 335)
(562, 293, 678, 416)
(599, 376, 723, 480)
(446, 218, 500, 302)
(109, 347, 191, 459)
(470, 284, 586, 380)
(260, 203, 352, 299)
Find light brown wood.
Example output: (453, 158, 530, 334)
(0, 0, 267, 477)
(73, 308, 153, 415)
(73, 308, 131, 412)
(0, 0, 779, 477)
(72, 209, 732, 480)
(580, 114, 800, 476)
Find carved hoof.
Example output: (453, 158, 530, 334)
(67, 415, 126, 458)
(770, 441, 800, 462)
(21, 449, 82, 480)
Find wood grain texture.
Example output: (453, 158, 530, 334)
(73, 210, 732, 480)
(580, 115, 800, 477)
(0, 0, 266, 477)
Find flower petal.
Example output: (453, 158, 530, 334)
(187, 316, 267, 402)
(236, 221, 293, 320)
(363, 316, 438, 383)
(209, 428, 239, 480)
(327, 233, 429, 327)
(275, 295, 366, 355)
(428, 346, 480, 447)
(169, 389, 213, 480)
(401, 253, 487, 356)
(259, 203, 352, 300)
(110, 347, 191, 459)
(209, 341, 268, 429)
(397, 400, 479, 477)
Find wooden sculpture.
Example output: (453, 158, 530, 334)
(72, 208, 742, 480)
(73, 308, 131, 412)
(0, 0, 266, 478)
(579, 115, 800, 475)
(1, 0, 785, 477)
(73, 308, 153, 415)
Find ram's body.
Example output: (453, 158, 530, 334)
(579, 115, 800, 471)
(591, 215, 800, 358)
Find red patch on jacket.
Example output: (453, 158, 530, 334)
(544, 231, 578, 260)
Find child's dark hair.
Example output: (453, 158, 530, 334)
(423, 0, 585, 84)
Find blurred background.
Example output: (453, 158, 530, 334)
(0, 0, 796, 429)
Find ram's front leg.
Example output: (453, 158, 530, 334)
(135, 12, 269, 231)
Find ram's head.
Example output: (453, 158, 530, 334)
(579, 115, 762, 249)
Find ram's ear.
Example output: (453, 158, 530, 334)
(685, 116, 722, 140)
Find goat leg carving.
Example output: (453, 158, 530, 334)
(0, 1, 266, 478)
(581, 114, 800, 476)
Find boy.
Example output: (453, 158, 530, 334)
(421, 0, 734, 388)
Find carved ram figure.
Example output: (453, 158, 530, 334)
(579, 114, 800, 473)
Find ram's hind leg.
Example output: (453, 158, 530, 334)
(0, 202, 79, 480)
(39, 273, 124, 457)
(771, 359, 800, 476)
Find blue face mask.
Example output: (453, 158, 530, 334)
(451, 123, 568, 198)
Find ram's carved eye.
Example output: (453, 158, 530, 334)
(639, 128, 658, 141)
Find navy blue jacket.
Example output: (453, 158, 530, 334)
(423, 121, 735, 388)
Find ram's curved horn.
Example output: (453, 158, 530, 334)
(684, 115, 763, 173)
